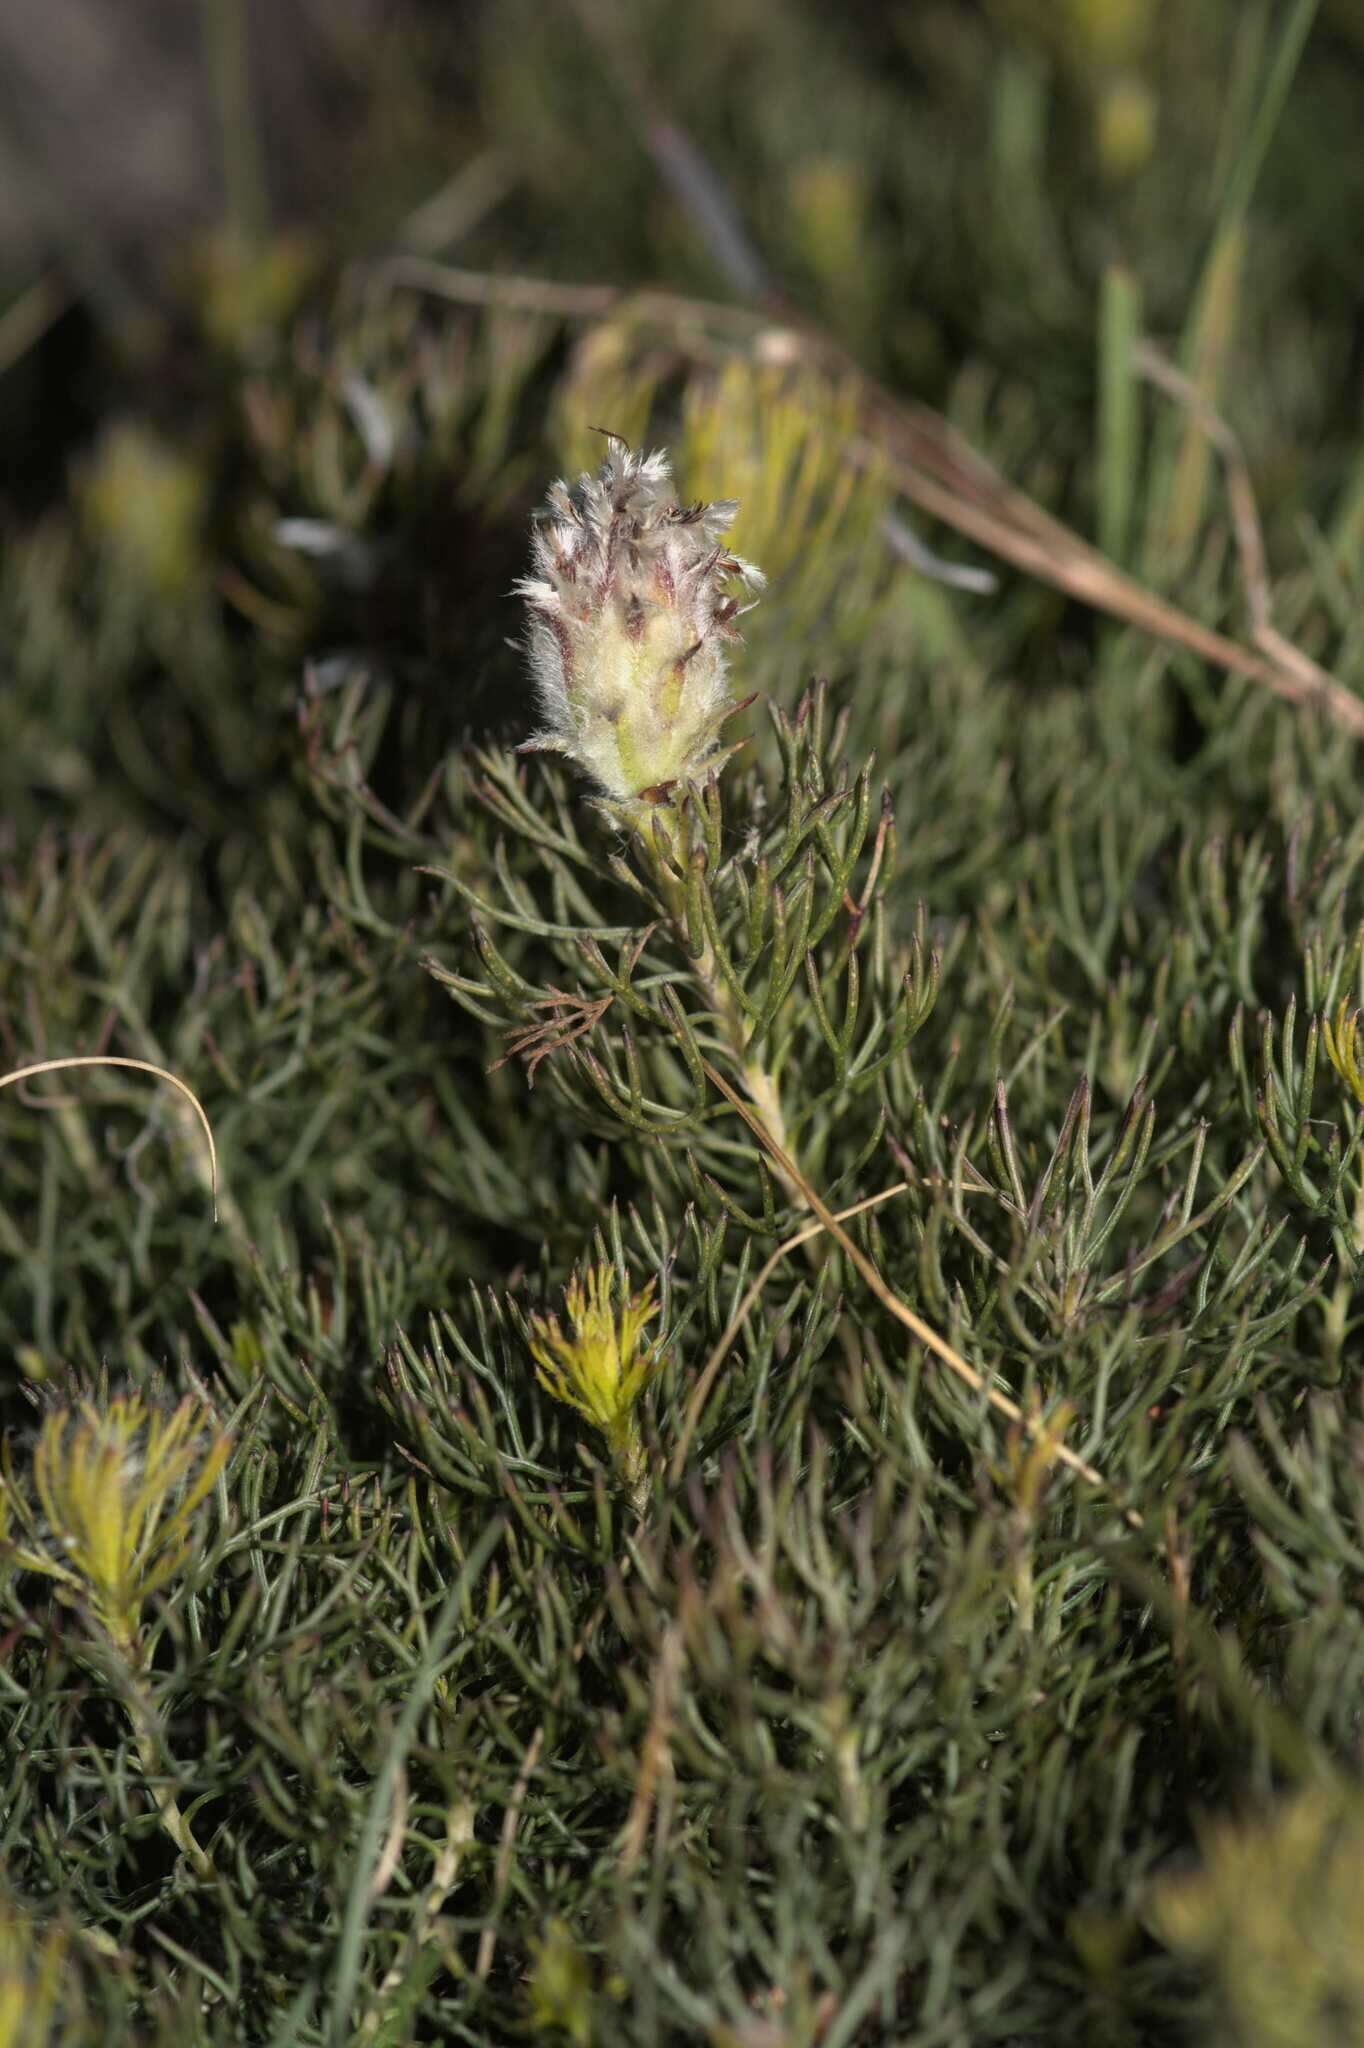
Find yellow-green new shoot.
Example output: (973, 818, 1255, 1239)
(528, 1266, 660, 1512)
(1, 1392, 229, 1661)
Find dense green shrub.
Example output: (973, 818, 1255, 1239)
(3, 4, 1364, 2042)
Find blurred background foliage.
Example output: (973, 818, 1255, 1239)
(3, 1, 1364, 2043)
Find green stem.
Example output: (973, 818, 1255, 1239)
(119, 1646, 213, 1880)
(641, 809, 863, 1378)
(610, 1416, 652, 1520)
(642, 815, 804, 1213)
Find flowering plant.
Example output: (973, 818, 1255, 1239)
(516, 436, 764, 811)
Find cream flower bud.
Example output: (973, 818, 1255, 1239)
(516, 436, 764, 806)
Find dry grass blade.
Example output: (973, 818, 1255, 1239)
(618, 1619, 684, 1876)
(846, 396, 1287, 689)
(0, 1056, 219, 1221)
(539, 0, 1355, 728)
(834, 342, 1359, 724)
(364, 1764, 409, 1907)
(699, 1056, 1142, 1529)
(670, 1183, 909, 1481)
(1133, 336, 1364, 731)
(475, 1723, 545, 1982)
(389, 255, 1357, 729)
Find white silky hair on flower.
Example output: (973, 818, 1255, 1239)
(515, 435, 764, 807)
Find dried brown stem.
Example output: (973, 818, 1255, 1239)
(699, 1056, 1143, 1530)
(619, 1619, 685, 1876)
(387, 255, 1361, 736)
(475, 1723, 545, 1981)
(1133, 336, 1364, 734)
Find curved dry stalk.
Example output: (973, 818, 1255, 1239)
(382, 255, 758, 333)
(388, 255, 1357, 733)
(1133, 336, 1364, 736)
(618, 1618, 685, 1877)
(0, 1057, 218, 1222)
(699, 1057, 1143, 1529)
(365, 1764, 409, 1907)
(475, 1723, 545, 1983)
(670, 1183, 909, 1481)
(551, 0, 1354, 726)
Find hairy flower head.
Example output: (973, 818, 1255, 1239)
(516, 436, 764, 808)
